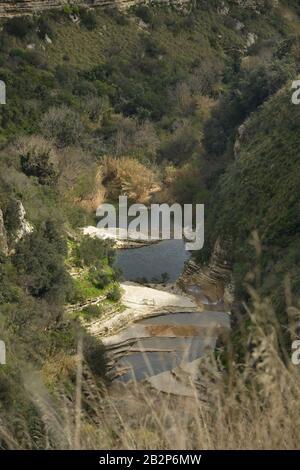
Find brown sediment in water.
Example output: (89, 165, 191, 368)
(145, 324, 215, 337)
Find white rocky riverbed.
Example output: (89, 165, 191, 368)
(87, 282, 230, 397)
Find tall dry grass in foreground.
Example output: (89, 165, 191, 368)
(1, 281, 300, 450)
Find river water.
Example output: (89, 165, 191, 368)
(109, 237, 229, 392)
(113, 311, 230, 383)
(115, 239, 191, 283)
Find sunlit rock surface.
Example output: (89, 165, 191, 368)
(0, 1, 192, 18)
(0, 208, 8, 255)
(88, 282, 230, 396)
(81, 225, 155, 248)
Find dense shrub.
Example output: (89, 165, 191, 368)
(73, 236, 115, 268)
(105, 8, 129, 25)
(0, 254, 20, 303)
(4, 17, 34, 38)
(19, 137, 58, 186)
(80, 9, 97, 30)
(37, 18, 54, 40)
(55, 64, 78, 87)
(88, 262, 112, 289)
(1, 197, 20, 245)
(73, 78, 97, 97)
(158, 126, 199, 165)
(204, 61, 296, 157)
(12, 220, 71, 303)
(142, 35, 164, 59)
(9, 48, 44, 67)
(81, 304, 104, 318)
(82, 332, 107, 376)
(133, 6, 154, 25)
(40, 106, 84, 148)
(106, 283, 122, 302)
(113, 116, 159, 160)
(100, 156, 157, 203)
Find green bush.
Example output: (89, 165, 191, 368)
(106, 283, 121, 302)
(37, 18, 54, 40)
(1, 197, 20, 245)
(40, 106, 84, 148)
(0, 32, 11, 53)
(9, 49, 44, 67)
(63, 5, 73, 15)
(142, 35, 164, 58)
(106, 8, 128, 26)
(158, 127, 198, 164)
(73, 78, 97, 97)
(55, 64, 78, 87)
(133, 5, 154, 25)
(80, 10, 97, 31)
(12, 220, 71, 303)
(20, 144, 58, 186)
(88, 263, 112, 289)
(4, 17, 34, 38)
(81, 303, 104, 318)
(0, 253, 20, 303)
(73, 236, 115, 268)
(82, 332, 107, 377)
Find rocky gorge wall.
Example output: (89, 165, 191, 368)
(0, 0, 278, 18)
(0, 0, 191, 18)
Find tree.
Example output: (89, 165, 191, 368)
(19, 136, 58, 186)
(41, 106, 84, 148)
(4, 17, 34, 38)
(106, 283, 121, 302)
(80, 10, 97, 31)
(73, 236, 115, 268)
(12, 221, 71, 303)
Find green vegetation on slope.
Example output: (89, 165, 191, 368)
(204, 85, 300, 310)
(0, 1, 299, 448)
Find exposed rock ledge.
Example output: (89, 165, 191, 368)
(0, 201, 33, 255)
(0, 1, 192, 18)
(88, 282, 199, 337)
(87, 282, 230, 396)
(82, 225, 159, 249)
(0, 0, 275, 19)
(0, 207, 8, 255)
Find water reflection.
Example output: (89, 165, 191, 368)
(115, 239, 191, 283)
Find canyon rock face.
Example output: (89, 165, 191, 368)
(0, 201, 33, 255)
(0, 0, 276, 18)
(182, 238, 233, 305)
(0, 0, 64, 17)
(0, 208, 8, 255)
(13, 200, 33, 246)
(0, 0, 191, 17)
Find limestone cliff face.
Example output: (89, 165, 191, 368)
(0, 208, 8, 255)
(0, 0, 276, 18)
(182, 238, 233, 304)
(0, 201, 33, 255)
(13, 200, 33, 246)
(0, 0, 190, 17)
